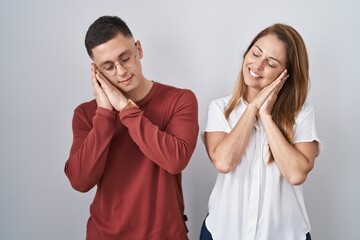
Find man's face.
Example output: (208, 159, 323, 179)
(91, 33, 144, 93)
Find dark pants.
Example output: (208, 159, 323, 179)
(199, 218, 312, 240)
(199, 219, 213, 240)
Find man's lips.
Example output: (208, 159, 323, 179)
(118, 75, 133, 83)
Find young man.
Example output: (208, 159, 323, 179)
(64, 16, 199, 240)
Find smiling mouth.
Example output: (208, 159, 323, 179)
(119, 75, 133, 83)
(249, 69, 261, 78)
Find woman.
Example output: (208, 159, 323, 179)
(200, 24, 322, 240)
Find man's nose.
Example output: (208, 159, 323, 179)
(115, 63, 127, 76)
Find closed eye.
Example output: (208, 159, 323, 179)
(120, 57, 130, 64)
(103, 64, 115, 71)
(252, 52, 260, 57)
(268, 62, 275, 68)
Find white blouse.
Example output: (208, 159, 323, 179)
(203, 96, 322, 240)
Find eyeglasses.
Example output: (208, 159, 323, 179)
(100, 43, 138, 76)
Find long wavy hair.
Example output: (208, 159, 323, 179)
(225, 23, 309, 163)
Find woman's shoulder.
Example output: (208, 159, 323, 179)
(209, 95, 232, 109)
(296, 101, 315, 122)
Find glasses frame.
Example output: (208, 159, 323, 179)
(99, 42, 138, 77)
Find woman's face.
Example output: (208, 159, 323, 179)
(242, 34, 287, 96)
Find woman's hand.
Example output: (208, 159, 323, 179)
(253, 69, 289, 117)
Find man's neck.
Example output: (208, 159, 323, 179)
(125, 78, 154, 102)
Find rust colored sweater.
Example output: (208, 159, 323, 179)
(64, 82, 199, 240)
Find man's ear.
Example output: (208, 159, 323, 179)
(136, 40, 143, 59)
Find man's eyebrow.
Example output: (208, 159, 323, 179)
(255, 45, 281, 64)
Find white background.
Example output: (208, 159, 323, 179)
(1, 0, 359, 239)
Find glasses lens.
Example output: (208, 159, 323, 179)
(104, 47, 137, 76)
(122, 53, 136, 69)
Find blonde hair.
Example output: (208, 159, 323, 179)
(225, 24, 309, 163)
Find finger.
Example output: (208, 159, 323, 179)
(275, 73, 290, 93)
(279, 68, 288, 79)
(96, 70, 113, 91)
(91, 64, 101, 82)
(281, 73, 289, 85)
(91, 64, 100, 87)
(91, 65, 109, 99)
(268, 69, 288, 93)
(274, 69, 288, 85)
(91, 70, 103, 92)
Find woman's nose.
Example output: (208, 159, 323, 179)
(254, 59, 265, 71)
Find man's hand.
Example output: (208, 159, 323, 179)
(91, 64, 113, 111)
(94, 65, 128, 112)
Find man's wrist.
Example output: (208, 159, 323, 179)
(121, 99, 138, 111)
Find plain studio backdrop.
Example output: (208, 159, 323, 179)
(1, 0, 359, 239)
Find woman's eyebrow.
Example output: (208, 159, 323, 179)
(255, 45, 282, 64)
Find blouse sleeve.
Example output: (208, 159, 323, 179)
(294, 102, 324, 155)
(202, 98, 232, 142)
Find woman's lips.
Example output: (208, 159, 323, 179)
(249, 69, 261, 78)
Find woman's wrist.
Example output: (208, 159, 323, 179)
(259, 113, 273, 124)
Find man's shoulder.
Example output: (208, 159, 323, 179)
(74, 99, 97, 115)
(154, 82, 196, 100)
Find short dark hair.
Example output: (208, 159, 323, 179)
(85, 16, 133, 58)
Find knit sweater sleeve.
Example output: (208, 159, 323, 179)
(64, 106, 117, 192)
(119, 90, 199, 174)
